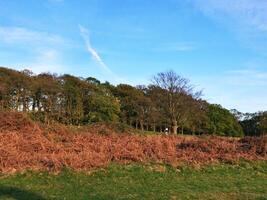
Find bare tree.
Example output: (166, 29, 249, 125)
(152, 70, 200, 134)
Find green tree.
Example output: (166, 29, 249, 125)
(88, 92, 120, 122)
(207, 104, 243, 137)
(241, 112, 267, 136)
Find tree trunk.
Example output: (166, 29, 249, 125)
(172, 120, 178, 134)
(153, 124, 156, 132)
(32, 97, 36, 112)
(213, 125, 216, 136)
(140, 121, 144, 131)
(15, 93, 19, 111)
(22, 96, 27, 112)
(129, 119, 132, 127)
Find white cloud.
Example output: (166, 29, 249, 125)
(190, 0, 267, 32)
(78, 25, 120, 80)
(185, 0, 267, 112)
(8, 49, 67, 74)
(48, 0, 64, 3)
(194, 66, 267, 112)
(0, 26, 64, 45)
(154, 42, 196, 52)
(37, 49, 59, 61)
(225, 68, 267, 87)
(0, 26, 69, 74)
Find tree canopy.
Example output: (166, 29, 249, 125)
(1, 67, 262, 137)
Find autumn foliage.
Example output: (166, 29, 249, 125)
(0, 112, 266, 173)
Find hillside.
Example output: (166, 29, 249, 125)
(0, 112, 266, 174)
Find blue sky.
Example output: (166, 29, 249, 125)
(0, 0, 267, 112)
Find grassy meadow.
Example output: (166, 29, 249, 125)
(0, 161, 266, 200)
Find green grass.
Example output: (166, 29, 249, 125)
(0, 162, 266, 200)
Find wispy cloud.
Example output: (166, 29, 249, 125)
(154, 42, 196, 52)
(23, 50, 66, 74)
(78, 25, 118, 77)
(0, 26, 69, 74)
(48, 0, 64, 3)
(6, 49, 67, 74)
(225, 68, 267, 87)
(195, 65, 267, 112)
(190, 0, 267, 32)
(0, 26, 64, 45)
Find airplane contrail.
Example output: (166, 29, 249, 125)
(79, 25, 113, 75)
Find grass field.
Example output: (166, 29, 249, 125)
(0, 161, 266, 200)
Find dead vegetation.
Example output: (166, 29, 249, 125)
(0, 112, 266, 173)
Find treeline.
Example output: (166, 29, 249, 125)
(231, 110, 267, 136)
(0, 67, 248, 137)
